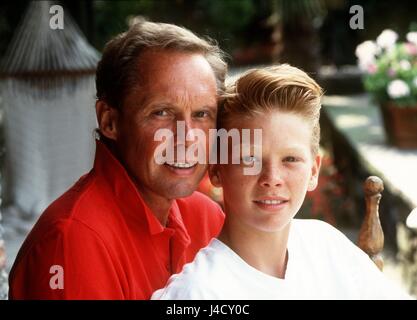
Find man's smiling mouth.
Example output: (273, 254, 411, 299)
(165, 161, 198, 169)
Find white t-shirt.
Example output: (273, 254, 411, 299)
(152, 219, 412, 300)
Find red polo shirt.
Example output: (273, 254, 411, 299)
(9, 140, 224, 299)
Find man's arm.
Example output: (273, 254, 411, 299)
(9, 219, 126, 300)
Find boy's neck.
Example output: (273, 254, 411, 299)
(218, 218, 291, 279)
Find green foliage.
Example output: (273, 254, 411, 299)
(93, 0, 154, 49)
(93, 0, 261, 56)
(200, 0, 256, 32)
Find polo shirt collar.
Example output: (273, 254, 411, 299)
(93, 139, 189, 241)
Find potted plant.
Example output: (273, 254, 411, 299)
(356, 29, 417, 149)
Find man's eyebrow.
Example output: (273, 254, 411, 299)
(199, 104, 217, 111)
(140, 101, 175, 112)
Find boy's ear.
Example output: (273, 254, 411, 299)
(208, 164, 222, 187)
(96, 100, 119, 141)
(308, 154, 322, 191)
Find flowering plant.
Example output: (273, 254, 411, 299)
(355, 29, 417, 106)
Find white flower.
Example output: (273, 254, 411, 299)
(376, 29, 398, 49)
(387, 79, 410, 98)
(355, 40, 378, 71)
(399, 59, 411, 70)
(406, 32, 417, 45)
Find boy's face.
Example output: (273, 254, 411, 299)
(210, 110, 321, 233)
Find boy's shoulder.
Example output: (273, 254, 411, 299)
(291, 218, 345, 239)
(290, 218, 358, 254)
(152, 239, 226, 299)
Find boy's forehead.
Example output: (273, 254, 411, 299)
(224, 110, 313, 151)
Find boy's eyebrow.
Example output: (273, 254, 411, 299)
(280, 146, 309, 155)
(233, 144, 262, 155)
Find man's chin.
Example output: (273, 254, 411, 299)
(152, 179, 197, 200)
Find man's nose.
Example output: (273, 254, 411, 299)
(175, 117, 198, 145)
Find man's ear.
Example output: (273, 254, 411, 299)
(95, 100, 119, 141)
(308, 154, 322, 192)
(208, 164, 222, 187)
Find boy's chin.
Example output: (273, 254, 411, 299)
(251, 218, 293, 234)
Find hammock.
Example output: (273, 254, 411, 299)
(0, 0, 100, 217)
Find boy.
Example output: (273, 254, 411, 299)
(152, 65, 411, 299)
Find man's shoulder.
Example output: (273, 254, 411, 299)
(176, 192, 224, 235)
(22, 172, 115, 249)
(42, 171, 115, 224)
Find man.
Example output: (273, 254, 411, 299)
(9, 22, 226, 299)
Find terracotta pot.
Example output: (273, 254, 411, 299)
(380, 103, 417, 149)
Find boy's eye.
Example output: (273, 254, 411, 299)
(284, 156, 299, 163)
(242, 155, 260, 164)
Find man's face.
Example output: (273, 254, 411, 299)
(115, 50, 218, 202)
(210, 111, 321, 233)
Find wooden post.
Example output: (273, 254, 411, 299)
(358, 176, 385, 271)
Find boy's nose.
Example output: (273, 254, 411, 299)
(259, 165, 284, 187)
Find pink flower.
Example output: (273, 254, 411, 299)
(367, 64, 378, 74)
(387, 68, 396, 77)
(404, 43, 417, 55)
(355, 41, 378, 71)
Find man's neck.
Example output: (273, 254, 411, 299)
(138, 188, 173, 227)
(109, 144, 173, 227)
(218, 218, 290, 279)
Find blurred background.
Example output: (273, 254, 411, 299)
(0, 0, 416, 299)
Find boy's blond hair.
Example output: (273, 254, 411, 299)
(219, 64, 323, 155)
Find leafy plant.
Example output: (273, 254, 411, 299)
(356, 28, 417, 106)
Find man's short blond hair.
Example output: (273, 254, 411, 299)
(219, 64, 323, 155)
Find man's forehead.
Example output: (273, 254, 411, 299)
(136, 49, 213, 77)
(125, 81, 218, 113)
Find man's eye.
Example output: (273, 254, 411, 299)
(194, 111, 209, 118)
(153, 110, 169, 117)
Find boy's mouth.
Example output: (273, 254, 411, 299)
(253, 197, 289, 210)
(254, 199, 287, 205)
